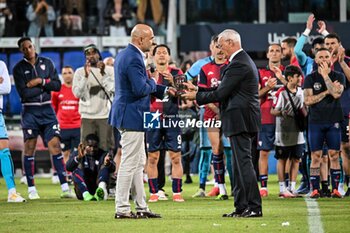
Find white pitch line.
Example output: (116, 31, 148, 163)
(305, 198, 324, 233)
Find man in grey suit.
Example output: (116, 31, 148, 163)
(109, 24, 165, 219)
(183, 29, 262, 217)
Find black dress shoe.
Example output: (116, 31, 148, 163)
(136, 211, 162, 218)
(345, 189, 350, 197)
(241, 209, 263, 218)
(115, 212, 138, 219)
(222, 210, 244, 217)
(185, 175, 193, 184)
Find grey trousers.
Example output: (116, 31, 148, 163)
(115, 130, 148, 214)
(81, 118, 114, 151)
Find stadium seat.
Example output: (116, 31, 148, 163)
(62, 51, 85, 71)
(9, 52, 24, 75)
(101, 51, 113, 59)
(40, 51, 61, 72)
(2, 85, 22, 116)
(0, 53, 8, 66)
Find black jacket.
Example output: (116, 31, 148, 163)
(196, 50, 261, 137)
(13, 55, 61, 105)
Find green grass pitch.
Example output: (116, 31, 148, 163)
(0, 175, 349, 233)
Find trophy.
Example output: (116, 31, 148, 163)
(174, 74, 187, 96)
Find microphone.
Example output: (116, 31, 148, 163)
(149, 63, 156, 73)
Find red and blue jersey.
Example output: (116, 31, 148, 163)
(150, 67, 183, 117)
(198, 60, 228, 120)
(259, 65, 285, 125)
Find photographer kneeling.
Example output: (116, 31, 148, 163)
(66, 134, 115, 201)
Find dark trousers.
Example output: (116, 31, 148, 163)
(229, 133, 262, 212)
(157, 150, 166, 191)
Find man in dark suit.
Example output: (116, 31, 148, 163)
(109, 24, 165, 219)
(182, 29, 262, 217)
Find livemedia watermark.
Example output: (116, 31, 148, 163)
(143, 110, 221, 129)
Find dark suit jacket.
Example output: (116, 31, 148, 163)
(109, 44, 165, 131)
(196, 50, 261, 137)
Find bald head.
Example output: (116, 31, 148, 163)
(130, 24, 155, 53)
(131, 24, 153, 38)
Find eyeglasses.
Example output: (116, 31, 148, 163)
(216, 39, 233, 49)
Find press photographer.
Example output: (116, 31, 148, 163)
(66, 134, 115, 201)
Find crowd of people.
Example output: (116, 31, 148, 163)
(0, 13, 349, 221)
(0, 0, 167, 37)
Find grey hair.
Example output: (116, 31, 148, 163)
(218, 29, 241, 47)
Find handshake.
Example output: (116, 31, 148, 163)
(166, 75, 197, 100)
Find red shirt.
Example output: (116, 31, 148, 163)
(51, 84, 81, 129)
(259, 65, 285, 124)
(199, 60, 228, 120)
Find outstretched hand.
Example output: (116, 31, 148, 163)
(182, 81, 197, 91)
(317, 20, 327, 34)
(167, 87, 178, 97)
(181, 82, 197, 100)
(306, 14, 315, 30)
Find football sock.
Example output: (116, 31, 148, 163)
(310, 167, 320, 191)
(260, 175, 268, 188)
(279, 182, 285, 193)
(198, 148, 212, 189)
(212, 153, 225, 184)
(284, 173, 290, 188)
(172, 178, 182, 193)
(290, 181, 296, 192)
(52, 153, 67, 185)
(218, 183, 227, 195)
(24, 155, 35, 187)
(330, 169, 341, 191)
(148, 178, 158, 194)
(321, 181, 329, 192)
(0, 148, 15, 190)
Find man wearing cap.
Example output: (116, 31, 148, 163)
(13, 37, 74, 200)
(72, 44, 115, 153)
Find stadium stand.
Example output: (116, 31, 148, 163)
(9, 52, 23, 75)
(62, 51, 85, 71)
(40, 51, 61, 72)
(3, 85, 22, 116)
(0, 53, 8, 65)
(101, 50, 113, 59)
